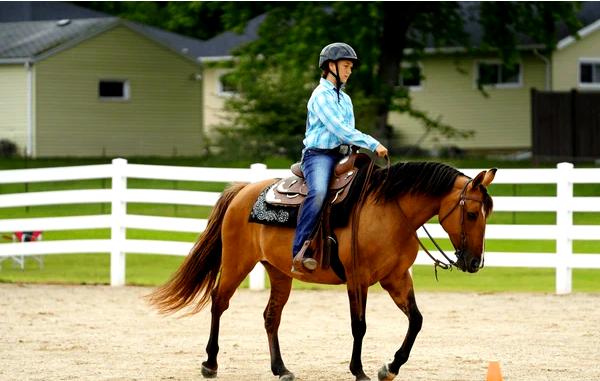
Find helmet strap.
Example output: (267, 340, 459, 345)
(333, 61, 342, 102)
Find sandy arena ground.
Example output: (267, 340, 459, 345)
(1, 284, 599, 381)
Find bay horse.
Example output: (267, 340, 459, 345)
(149, 161, 496, 381)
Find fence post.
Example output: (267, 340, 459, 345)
(248, 163, 267, 290)
(111, 158, 127, 286)
(555, 162, 573, 294)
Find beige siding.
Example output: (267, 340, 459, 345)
(389, 54, 546, 150)
(553, 28, 600, 90)
(35, 25, 203, 157)
(0, 64, 29, 154)
(202, 67, 233, 135)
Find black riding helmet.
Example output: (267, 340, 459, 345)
(318, 42, 358, 102)
(319, 42, 359, 69)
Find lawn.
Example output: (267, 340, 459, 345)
(1, 254, 598, 293)
(1, 156, 599, 292)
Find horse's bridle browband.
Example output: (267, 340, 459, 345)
(397, 177, 485, 278)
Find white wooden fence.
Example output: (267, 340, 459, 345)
(0, 159, 599, 294)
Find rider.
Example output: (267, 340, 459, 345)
(292, 42, 388, 272)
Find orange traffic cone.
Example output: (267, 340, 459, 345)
(486, 361, 503, 381)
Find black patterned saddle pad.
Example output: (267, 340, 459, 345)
(248, 184, 298, 227)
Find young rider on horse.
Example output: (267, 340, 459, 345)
(292, 42, 388, 273)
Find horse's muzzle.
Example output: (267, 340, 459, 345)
(455, 250, 481, 273)
(467, 258, 481, 273)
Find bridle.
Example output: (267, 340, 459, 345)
(397, 177, 485, 278)
(438, 179, 485, 267)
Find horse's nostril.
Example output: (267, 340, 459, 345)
(470, 258, 480, 270)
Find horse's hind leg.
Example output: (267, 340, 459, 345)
(377, 272, 422, 381)
(201, 257, 257, 378)
(263, 262, 295, 381)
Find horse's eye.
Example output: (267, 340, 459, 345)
(467, 212, 478, 221)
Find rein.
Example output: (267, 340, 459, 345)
(396, 178, 483, 279)
(350, 154, 389, 320)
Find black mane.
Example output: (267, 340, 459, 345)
(366, 161, 464, 202)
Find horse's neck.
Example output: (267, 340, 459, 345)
(395, 194, 440, 228)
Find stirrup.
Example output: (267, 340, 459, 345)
(292, 240, 318, 272)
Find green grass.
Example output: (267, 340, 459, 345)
(412, 266, 600, 293)
(1, 254, 598, 293)
(1, 156, 599, 292)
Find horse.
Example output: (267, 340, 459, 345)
(149, 161, 496, 381)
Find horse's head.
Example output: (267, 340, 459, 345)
(438, 168, 496, 273)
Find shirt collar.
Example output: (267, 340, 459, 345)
(320, 77, 345, 90)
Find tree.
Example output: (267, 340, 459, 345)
(216, 2, 581, 159)
(75, 1, 275, 40)
(78, 2, 582, 159)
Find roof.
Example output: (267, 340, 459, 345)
(557, 2, 600, 50)
(0, 1, 106, 22)
(0, 18, 119, 62)
(0, 1, 265, 62)
(0, 1, 208, 63)
(197, 14, 266, 61)
(0, 16, 209, 64)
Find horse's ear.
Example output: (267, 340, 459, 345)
(471, 168, 497, 189)
(482, 168, 497, 187)
(471, 171, 486, 188)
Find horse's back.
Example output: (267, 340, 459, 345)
(220, 180, 281, 266)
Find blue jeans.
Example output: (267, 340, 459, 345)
(292, 149, 342, 256)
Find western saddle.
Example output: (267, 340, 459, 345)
(266, 149, 369, 207)
(265, 148, 372, 274)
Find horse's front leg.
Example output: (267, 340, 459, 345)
(347, 285, 370, 381)
(377, 272, 423, 381)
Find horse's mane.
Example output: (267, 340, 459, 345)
(366, 161, 463, 201)
(362, 161, 493, 215)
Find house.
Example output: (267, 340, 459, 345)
(4, 2, 599, 157)
(0, 2, 205, 157)
(392, 2, 600, 154)
(197, 3, 600, 154)
(195, 14, 266, 137)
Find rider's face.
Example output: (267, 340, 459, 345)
(329, 59, 353, 84)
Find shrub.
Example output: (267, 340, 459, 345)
(0, 139, 17, 158)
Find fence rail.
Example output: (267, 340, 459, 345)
(1, 159, 599, 293)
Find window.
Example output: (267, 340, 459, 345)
(399, 65, 422, 89)
(476, 62, 521, 87)
(218, 72, 238, 96)
(99, 80, 129, 100)
(579, 61, 600, 87)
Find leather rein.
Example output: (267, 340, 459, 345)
(397, 177, 485, 279)
(350, 154, 390, 320)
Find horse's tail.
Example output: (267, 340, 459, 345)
(148, 182, 248, 315)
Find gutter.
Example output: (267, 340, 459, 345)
(25, 60, 35, 157)
(533, 49, 551, 91)
(198, 56, 234, 63)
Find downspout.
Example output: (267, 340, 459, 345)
(25, 60, 35, 157)
(533, 49, 551, 90)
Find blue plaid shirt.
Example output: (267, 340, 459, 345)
(303, 78, 380, 152)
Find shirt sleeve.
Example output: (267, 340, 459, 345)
(311, 92, 380, 151)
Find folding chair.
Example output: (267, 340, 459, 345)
(0, 231, 44, 270)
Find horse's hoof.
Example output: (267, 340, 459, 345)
(279, 372, 295, 381)
(356, 373, 371, 381)
(377, 364, 396, 381)
(201, 363, 217, 379)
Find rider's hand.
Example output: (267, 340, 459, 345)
(375, 144, 388, 158)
